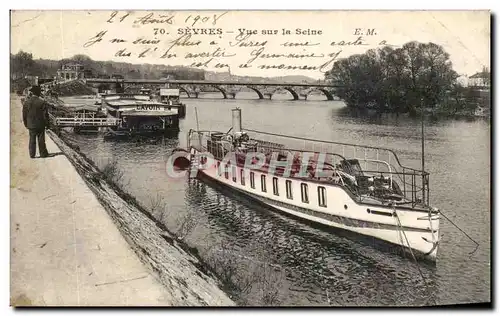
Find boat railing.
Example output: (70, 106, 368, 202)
(354, 158, 394, 187)
(48, 112, 122, 127)
(345, 159, 426, 200)
(248, 143, 427, 205)
(187, 129, 214, 151)
(102, 94, 151, 100)
(242, 128, 430, 206)
(243, 128, 409, 170)
(188, 129, 429, 207)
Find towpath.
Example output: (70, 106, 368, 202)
(10, 94, 229, 306)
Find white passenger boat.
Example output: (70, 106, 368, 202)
(184, 108, 440, 261)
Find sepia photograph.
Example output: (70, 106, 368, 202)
(9, 9, 491, 307)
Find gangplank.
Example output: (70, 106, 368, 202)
(48, 113, 121, 127)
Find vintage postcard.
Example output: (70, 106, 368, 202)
(10, 10, 491, 307)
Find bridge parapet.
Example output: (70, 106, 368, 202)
(84, 78, 340, 101)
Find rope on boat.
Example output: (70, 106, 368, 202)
(392, 206, 429, 289)
(393, 209, 439, 305)
(438, 209, 479, 255)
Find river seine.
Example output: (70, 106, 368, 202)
(63, 91, 490, 306)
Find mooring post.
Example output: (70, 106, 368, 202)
(420, 99, 426, 204)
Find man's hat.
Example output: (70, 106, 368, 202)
(30, 85, 41, 96)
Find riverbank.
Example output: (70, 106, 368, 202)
(337, 105, 491, 121)
(10, 95, 234, 306)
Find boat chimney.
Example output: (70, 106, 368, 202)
(232, 108, 242, 134)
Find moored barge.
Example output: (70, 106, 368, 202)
(102, 94, 180, 136)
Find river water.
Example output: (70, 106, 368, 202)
(62, 92, 491, 306)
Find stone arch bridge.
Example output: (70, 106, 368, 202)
(84, 78, 341, 101)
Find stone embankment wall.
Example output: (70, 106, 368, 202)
(48, 130, 234, 306)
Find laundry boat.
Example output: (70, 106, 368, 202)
(101, 94, 180, 136)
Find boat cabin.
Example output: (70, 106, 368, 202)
(140, 88, 152, 97)
(159, 88, 186, 118)
(159, 88, 180, 105)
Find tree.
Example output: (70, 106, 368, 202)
(443, 83, 468, 115)
(10, 51, 35, 80)
(326, 41, 459, 115)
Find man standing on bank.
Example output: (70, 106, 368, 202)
(22, 86, 49, 158)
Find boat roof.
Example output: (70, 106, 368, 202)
(120, 110, 178, 116)
(103, 94, 167, 107)
(103, 94, 151, 101)
(105, 100, 166, 107)
(67, 105, 100, 112)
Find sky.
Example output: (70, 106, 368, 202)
(10, 10, 490, 79)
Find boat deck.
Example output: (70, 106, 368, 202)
(189, 128, 430, 209)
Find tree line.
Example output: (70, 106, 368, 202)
(10, 51, 206, 91)
(325, 41, 489, 116)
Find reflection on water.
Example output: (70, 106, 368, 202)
(63, 92, 490, 306)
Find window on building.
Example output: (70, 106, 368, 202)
(240, 169, 245, 186)
(250, 172, 255, 189)
(273, 177, 279, 196)
(286, 180, 293, 199)
(301, 183, 309, 203)
(261, 175, 267, 192)
(318, 186, 327, 207)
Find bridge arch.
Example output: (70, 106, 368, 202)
(97, 83, 110, 93)
(114, 82, 124, 94)
(306, 88, 335, 100)
(245, 86, 264, 99)
(178, 86, 191, 98)
(212, 85, 228, 99)
(284, 87, 299, 100)
(273, 87, 299, 100)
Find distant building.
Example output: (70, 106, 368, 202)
(468, 71, 490, 89)
(84, 69, 94, 78)
(456, 75, 468, 87)
(57, 63, 85, 81)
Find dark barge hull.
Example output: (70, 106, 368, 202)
(103, 126, 180, 139)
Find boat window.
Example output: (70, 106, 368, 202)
(217, 161, 221, 176)
(224, 164, 229, 180)
(250, 172, 255, 189)
(232, 166, 237, 182)
(318, 186, 327, 207)
(261, 175, 267, 192)
(301, 183, 309, 203)
(240, 169, 245, 186)
(286, 180, 293, 199)
(273, 177, 279, 196)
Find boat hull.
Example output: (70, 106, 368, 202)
(103, 126, 179, 138)
(190, 148, 440, 262)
